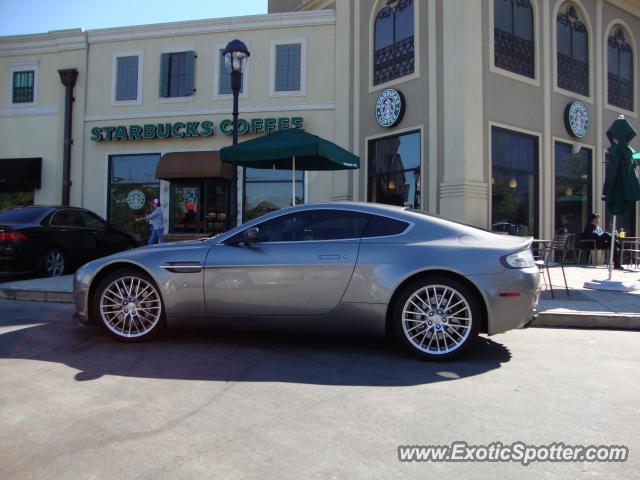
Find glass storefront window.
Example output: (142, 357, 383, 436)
(244, 168, 304, 221)
(171, 179, 230, 235)
(108, 153, 161, 244)
(554, 142, 592, 235)
(367, 131, 421, 209)
(0, 191, 34, 211)
(491, 127, 539, 237)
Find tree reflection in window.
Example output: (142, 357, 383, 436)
(557, 3, 589, 96)
(374, 0, 414, 85)
(494, 0, 535, 79)
(607, 27, 634, 111)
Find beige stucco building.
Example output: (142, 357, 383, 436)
(1, 0, 640, 244)
(272, 0, 640, 241)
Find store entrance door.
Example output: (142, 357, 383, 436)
(171, 178, 230, 236)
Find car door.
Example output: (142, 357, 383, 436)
(78, 210, 131, 257)
(48, 209, 95, 265)
(204, 209, 369, 316)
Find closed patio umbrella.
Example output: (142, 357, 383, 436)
(219, 128, 360, 206)
(585, 116, 640, 291)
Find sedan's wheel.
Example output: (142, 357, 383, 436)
(42, 248, 65, 277)
(93, 270, 164, 341)
(393, 277, 480, 360)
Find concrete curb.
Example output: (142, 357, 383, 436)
(534, 312, 640, 330)
(0, 287, 73, 304)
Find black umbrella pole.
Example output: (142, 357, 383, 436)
(609, 215, 616, 280)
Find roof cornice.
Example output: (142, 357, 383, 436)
(86, 10, 336, 44)
(0, 29, 87, 57)
(605, 0, 640, 18)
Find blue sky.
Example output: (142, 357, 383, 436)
(0, 0, 268, 36)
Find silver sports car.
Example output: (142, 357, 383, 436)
(73, 202, 539, 360)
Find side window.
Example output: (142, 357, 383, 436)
(255, 210, 369, 242)
(50, 210, 85, 228)
(362, 215, 409, 237)
(80, 211, 107, 230)
(159, 51, 196, 98)
(114, 55, 140, 102)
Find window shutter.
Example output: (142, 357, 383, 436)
(185, 51, 196, 96)
(159, 53, 170, 97)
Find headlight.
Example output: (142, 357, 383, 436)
(502, 249, 535, 268)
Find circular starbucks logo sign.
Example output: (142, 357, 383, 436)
(564, 101, 589, 138)
(126, 189, 146, 210)
(375, 88, 405, 128)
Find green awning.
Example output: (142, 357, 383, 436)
(219, 128, 359, 171)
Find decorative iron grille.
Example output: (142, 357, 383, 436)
(556, 7, 589, 96)
(374, 36, 415, 86)
(557, 53, 589, 96)
(12, 71, 34, 104)
(494, 29, 534, 78)
(607, 31, 634, 111)
(608, 74, 633, 111)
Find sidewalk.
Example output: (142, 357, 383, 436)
(0, 266, 639, 330)
(0, 275, 73, 303)
(534, 265, 640, 330)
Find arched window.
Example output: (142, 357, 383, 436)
(557, 3, 589, 96)
(608, 26, 634, 111)
(373, 0, 414, 86)
(493, 0, 535, 78)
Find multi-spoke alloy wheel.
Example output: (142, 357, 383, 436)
(43, 249, 65, 277)
(394, 278, 480, 360)
(95, 271, 164, 341)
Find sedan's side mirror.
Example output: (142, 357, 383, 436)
(243, 227, 259, 244)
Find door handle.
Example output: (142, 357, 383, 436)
(318, 254, 341, 260)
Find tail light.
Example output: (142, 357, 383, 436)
(0, 231, 28, 241)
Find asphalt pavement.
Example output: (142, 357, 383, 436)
(0, 299, 638, 479)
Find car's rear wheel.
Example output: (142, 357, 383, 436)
(93, 269, 165, 342)
(393, 277, 481, 360)
(40, 248, 66, 277)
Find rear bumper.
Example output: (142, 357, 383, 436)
(469, 266, 540, 335)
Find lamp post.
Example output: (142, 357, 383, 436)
(223, 39, 250, 226)
(223, 39, 250, 146)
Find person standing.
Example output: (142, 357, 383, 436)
(135, 198, 164, 245)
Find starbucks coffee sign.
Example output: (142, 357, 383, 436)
(126, 189, 146, 210)
(90, 116, 303, 142)
(375, 88, 405, 128)
(564, 101, 589, 138)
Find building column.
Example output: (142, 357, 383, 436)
(439, 0, 487, 227)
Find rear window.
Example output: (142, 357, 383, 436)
(363, 215, 409, 237)
(0, 208, 50, 224)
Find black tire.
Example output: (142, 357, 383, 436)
(39, 248, 66, 277)
(92, 268, 165, 342)
(392, 276, 481, 360)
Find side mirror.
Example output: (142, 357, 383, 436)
(243, 227, 259, 244)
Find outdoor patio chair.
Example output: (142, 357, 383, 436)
(534, 232, 570, 299)
(621, 237, 640, 269)
(576, 233, 608, 265)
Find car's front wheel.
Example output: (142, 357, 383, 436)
(393, 277, 481, 360)
(93, 269, 165, 342)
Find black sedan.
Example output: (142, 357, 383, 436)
(0, 206, 138, 277)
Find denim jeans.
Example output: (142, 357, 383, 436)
(148, 228, 164, 245)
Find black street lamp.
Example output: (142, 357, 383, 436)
(222, 39, 250, 226)
(223, 39, 250, 146)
